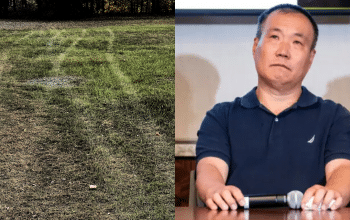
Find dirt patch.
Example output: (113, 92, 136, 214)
(25, 76, 87, 89)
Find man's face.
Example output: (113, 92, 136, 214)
(252, 11, 316, 90)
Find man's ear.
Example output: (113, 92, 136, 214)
(310, 49, 316, 63)
(308, 49, 316, 68)
(252, 37, 260, 56)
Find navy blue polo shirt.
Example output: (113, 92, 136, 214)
(196, 86, 350, 196)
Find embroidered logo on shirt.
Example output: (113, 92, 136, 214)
(307, 135, 315, 144)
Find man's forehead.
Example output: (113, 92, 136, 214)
(262, 11, 314, 36)
(267, 27, 306, 38)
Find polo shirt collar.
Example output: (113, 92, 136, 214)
(296, 86, 318, 107)
(240, 87, 260, 108)
(240, 86, 318, 109)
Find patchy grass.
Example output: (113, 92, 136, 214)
(0, 18, 174, 219)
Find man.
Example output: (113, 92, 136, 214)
(196, 4, 350, 211)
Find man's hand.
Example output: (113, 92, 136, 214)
(301, 184, 343, 210)
(196, 157, 246, 210)
(205, 184, 245, 210)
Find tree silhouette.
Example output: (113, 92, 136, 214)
(0, 0, 9, 17)
(1, 0, 174, 19)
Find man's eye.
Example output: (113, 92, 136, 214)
(271, 35, 278, 39)
(294, 41, 302, 45)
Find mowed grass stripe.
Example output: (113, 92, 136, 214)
(107, 25, 174, 218)
(53, 25, 173, 218)
(77, 26, 174, 217)
(52, 29, 86, 76)
(49, 29, 65, 75)
(106, 28, 135, 95)
(85, 28, 151, 216)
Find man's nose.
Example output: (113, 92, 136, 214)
(276, 42, 290, 58)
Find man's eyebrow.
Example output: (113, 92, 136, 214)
(269, 28, 306, 38)
(294, 33, 305, 39)
(269, 28, 282, 33)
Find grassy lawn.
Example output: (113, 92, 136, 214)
(0, 18, 174, 219)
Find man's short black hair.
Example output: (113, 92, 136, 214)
(256, 4, 318, 50)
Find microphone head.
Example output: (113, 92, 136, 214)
(287, 190, 303, 209)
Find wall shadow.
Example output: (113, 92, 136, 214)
(175, 54, 220, 141)
(323, 75, 350, 111)
(175, 54, 220, 206)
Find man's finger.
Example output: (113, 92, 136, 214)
(313, 188, 326, 209)
(229, 186, 245, 207)
(328, 199, 336, 210)
(206, 198, 218, 210)
(301, 186, 318, 209)
(321, 190, 335, 210)
(213, 192, 229, 210)
(331, 196, 343, 210)
(221, 189, 238, 210)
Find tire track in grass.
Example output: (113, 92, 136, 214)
(23, 29, 86, 87)
(51, 29, 86, 76)
(102, 28, 173, 217)
(106, 28, 135, 95)
(42, 28, 63, 60)
(92, 28, 145, 216)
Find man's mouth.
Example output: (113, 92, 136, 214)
(270, 64, 291, 71)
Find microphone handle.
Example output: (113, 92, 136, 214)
(243, 195, 287, 209)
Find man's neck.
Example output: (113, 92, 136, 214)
(256, 84, 302, 116)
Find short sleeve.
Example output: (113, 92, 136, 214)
(325, 104, 350, 164)
(196, 102, 232, 167)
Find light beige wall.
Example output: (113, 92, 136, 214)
(175, 20, 350, 142)
(323, 76, 350, 110)
(175, 55, 220, 141)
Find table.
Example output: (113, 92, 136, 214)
(176, 206, 350, 220)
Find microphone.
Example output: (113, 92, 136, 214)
(242, 190, 303, 209)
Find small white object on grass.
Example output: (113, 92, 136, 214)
(89, 185, 97, 189)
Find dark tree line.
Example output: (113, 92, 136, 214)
(0, 0, 174, 19)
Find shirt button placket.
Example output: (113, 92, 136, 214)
(275, 117, 279, 122)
